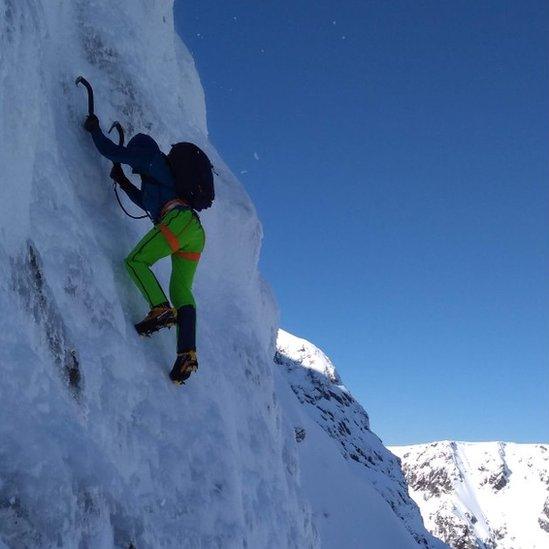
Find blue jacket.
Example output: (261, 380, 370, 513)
(91, 128, 178, 223)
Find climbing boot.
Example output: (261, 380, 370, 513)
(135, 303, 176, 336)
(169, 351, 198, 385)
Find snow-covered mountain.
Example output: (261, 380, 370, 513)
(0, 1, 441, 547)
(275, 330, 445, 548)
(391, 441, 549, 549)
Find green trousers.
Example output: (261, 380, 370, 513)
(125, 208, 205, 310)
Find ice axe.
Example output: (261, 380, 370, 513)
(76, 76, 123, 144)
(108, 121, 125, 146)
(75, 76, 94, 115)
(76, 78, 147, 220)
(108, 120, 148, 220)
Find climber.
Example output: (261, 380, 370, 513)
(83, 113, 213, 385)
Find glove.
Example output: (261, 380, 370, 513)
(110, 163, 126, 184)
(83, 114, 100, 133)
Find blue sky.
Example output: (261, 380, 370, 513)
(175, 1, 549, 445)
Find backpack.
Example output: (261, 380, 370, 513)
(166, 142, 214, 211)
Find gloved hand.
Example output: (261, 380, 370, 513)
(110, 163, 126, 184)
(83, 114, 100, 133)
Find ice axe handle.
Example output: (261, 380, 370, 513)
(75, 76, 94, 115)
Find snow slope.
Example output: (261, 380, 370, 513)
(391, 441, 549, 549)
(276, 330, 446, 549)
(0, 1, 430, 547)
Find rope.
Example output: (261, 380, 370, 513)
(113, 184, 149, 220)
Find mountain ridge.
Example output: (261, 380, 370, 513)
(276, 329, 445, 548)
(391, 440, 549, 548)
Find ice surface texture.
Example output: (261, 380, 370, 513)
(0, 1, 433, 547)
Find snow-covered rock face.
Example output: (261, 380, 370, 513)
(391, 441, 549, 549)
(275, 330, 446, 548)
(277, 329, 341, 384)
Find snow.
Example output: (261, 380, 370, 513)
(0, 2, 310, 546)
(277, 329, 341, 383)
(391, 441, 549, 549)
(0, 1, 440, 547)
(276, 330, 446, 548)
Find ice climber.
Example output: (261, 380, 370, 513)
(83, 113, 213, 385)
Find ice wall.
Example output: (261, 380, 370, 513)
(0, 2, 314, 546)
(0, 2, 424, 547)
